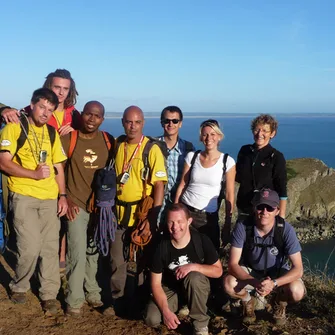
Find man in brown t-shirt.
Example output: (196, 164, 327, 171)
(61, 101, 115, 316)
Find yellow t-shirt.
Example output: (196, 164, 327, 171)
(53, 110, 64, 128)
(0, 122, 67, 199)
(115, 136, 167, 227)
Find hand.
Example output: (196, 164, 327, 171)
(1, 108, 20, 124)
(34, 164, 50, 179)
(57, 197, 68, 217)
(138, 219, 151, 238)
(256, 277, 275, 297)
(66, 198, 80, 221)
(58, 124, 74, 137)
(174, 263, 196, 280)
(162, 309, 180, 330)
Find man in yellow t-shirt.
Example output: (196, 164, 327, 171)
(109, 106, 167, 315)
(0, 88, 67, 316)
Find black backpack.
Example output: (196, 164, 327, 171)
(241, 215, 286, 276)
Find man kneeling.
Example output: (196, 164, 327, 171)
(144, 203, 222, 335)
(224, 189, 305, 326)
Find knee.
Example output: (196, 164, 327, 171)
(223, 274, 238, 296)
(144, 308, 161, 328)
(282, 280, 306, 303)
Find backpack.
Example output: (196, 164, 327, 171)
(184, 140, 194, 154)
(188, 150, 229, 208)
(241, 215, 285, 276)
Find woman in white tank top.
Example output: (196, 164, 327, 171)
(174, 119, 236, 250)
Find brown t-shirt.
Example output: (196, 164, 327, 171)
(62, 131, 113, 210)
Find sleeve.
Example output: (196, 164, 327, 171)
(225, 155, 236, 173)
(201, 234, 219, 265)
(231, 222, 246, 248)
(52, 131, 67, 164)
(184, 151, 195, 167)
(283, 223, 302, 256)
(150, 242, 164, 274)
(0, 123, 19, 155)
(60, 133, 70, 156)
(235, 146, 244, 183)
(148, 144, 168, 185)
(273, 150, 287, 198)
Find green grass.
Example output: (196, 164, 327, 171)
(287, 166, 298, 181)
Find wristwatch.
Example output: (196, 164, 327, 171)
(273, 279, 278, 288)
(59, 194, 68, 198)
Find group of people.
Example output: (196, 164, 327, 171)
(0, 69, 305, 335)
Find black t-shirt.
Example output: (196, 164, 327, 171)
(151, 233, 219, 291)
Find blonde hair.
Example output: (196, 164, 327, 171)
(199, 119, 224, 142)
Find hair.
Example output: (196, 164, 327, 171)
(199, 119, 224, 142)
(167, 203, 191, 220)
(43, 69, 78, 108)
(160, 106, 183, 122)
(251, 114, 278, 134)
(31, 88, 59, 110)
(83, 101, 105, 117)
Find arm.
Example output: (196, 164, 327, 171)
(54, 162, 68, 217)
(174, 259, 222, 280)
(151, 272, 180, 330)
(279, 199, 287, 219)
(174, 162, 190, 203)
(0, 107, 20, 124)
(0, 151, 49, 180)
(273, 152, 287, 218)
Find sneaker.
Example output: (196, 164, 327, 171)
(193, 326, 209, 335)
(242, 297, 256, 324)
(178, 305, 190, 317)
(86, 297, 104, 308)
(273, 301, 288, 326)
(10, 292, 27, 304)
(66, 305, 82, 317)
(42, 299, 60, 317)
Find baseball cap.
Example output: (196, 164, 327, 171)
(252, 188, 279, 208)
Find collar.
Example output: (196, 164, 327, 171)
(159, 135, 182, 153)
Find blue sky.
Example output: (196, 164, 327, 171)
(1, 0, 334, 113)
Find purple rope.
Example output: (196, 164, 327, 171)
(94, 200, 117, 256)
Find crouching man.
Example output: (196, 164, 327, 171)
(223, 189, 305, 326)
(144, 203, 222, 335)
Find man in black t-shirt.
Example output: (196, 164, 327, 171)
(144, 203, 222, 335)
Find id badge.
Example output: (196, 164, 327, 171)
(120, 171, 130, 184)
(39, 150, 47, 163)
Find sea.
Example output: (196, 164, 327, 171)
(101, 114, 335, 276)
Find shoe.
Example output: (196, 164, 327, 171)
(42, 299, 60, 316)
(10, 292, 27, 304)
(242, 297, 256, 324)
(86, 297, 104, 308)
(178, 305, 190, 317)
(230, 299, 241, 316)
(66, 305, 82, 317)
(193, 326, 209, 335)
(273, 301, 288, 326)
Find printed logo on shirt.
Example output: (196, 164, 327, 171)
(270, 246, 279, 256)
(0, 140, 11, 146)
(168, 255, 190, 271)
(155, 171, 166, 178)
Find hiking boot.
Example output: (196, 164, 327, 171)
(178, 305, 190, 317)
(66, 305, 82, 317)
(10, 292, 27, 304)
(193, 326, 209, 335)
(86, 297, 103, 308)
(242, 297, 256, 324)
(273, 301, 288, 326)
(42, 299, 60, 317)
(230, 299, 241, 316)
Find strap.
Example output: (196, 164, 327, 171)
(186, 150, 200, 187)
(46, 124, 56, 147)
(217, 153, 229, 208)
(68, 130, 79, 159)
(102, 131, 112, 150)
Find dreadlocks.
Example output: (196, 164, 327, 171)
(43, 69, 78, 109)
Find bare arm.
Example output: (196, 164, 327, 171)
(0, 107, 20, 124)
(0, 151, 49, 180)
(151, 272, 180, 330)
(174, 259, 223, 280)
(54, 162, 68, 217)
(279, 199, 287, 219)
(174, 162, 190, 203)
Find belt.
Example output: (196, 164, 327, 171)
(183, 203, 216, 215)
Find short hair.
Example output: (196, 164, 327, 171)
(167, 203, 191, 220)
(160, 106, 183, 122)
(251, 114, 278, 134)
(43, 69, 78, 108)
(31, 88, 59, 110)
(199, 119, 224, 141)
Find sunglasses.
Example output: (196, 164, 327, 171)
(200, 119, 219, 127)
(256, 204, 277, 212)
(162, 118, 180, 125)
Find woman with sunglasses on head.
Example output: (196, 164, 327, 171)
(236, 114, 287, 220)
(174, 119, 236, 251)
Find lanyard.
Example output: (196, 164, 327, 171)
(122, 135, 144, 173)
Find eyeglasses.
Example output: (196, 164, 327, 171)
(256, 204, 277, 212)
(162, 118, 180, 125)
(253, 128, 272, 134)
(200, 119, 219, 127)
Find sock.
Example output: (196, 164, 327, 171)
(241, 292, 251, 302)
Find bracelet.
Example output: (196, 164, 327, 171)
(59, 194, 68, 198)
